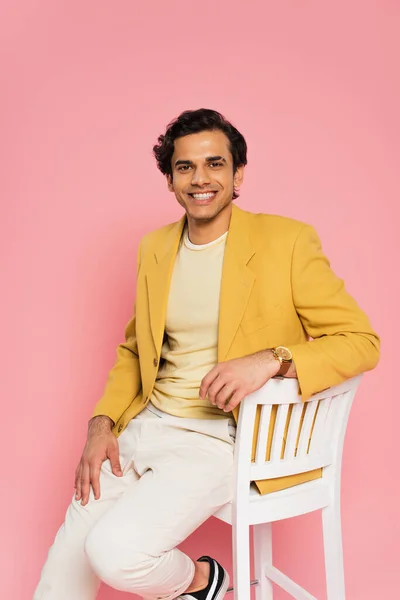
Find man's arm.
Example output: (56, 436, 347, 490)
(91, 241, 143, 425)
(91, 311, 141, 424)
(75, 242, 143, 505)
(201, 223, 379, 412)
(288, 224, 380, 400)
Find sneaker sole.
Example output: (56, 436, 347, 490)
(215, 568, 230, 600)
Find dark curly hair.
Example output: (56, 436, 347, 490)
(153, 108, 247, 200)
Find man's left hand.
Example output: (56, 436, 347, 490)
(199, 350, 281, 413)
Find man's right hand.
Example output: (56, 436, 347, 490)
(74, 415, 122, 506)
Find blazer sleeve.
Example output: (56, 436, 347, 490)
(287, 224, 380, 401)
(91, 242, 143, 424)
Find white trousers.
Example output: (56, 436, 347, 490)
(34, 405, 235, 600)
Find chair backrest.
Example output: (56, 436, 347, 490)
(234, 375, 362, 491)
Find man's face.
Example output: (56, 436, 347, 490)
(167, 130, 244, 222)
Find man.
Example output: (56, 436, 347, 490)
(34, 109, 380, 600)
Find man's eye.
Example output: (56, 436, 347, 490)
(178, 165, 191, 172)
(210, 162, 223, 168)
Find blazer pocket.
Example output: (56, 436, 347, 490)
(240, 306, 282, 335)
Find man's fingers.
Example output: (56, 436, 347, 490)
(108, 445, 123, 477)
(224, 390, 245, 412)
(80, 462, 91, 506)
(74, 464, 80, 489)
(75, 464, 82, 500)
(215, 384, 237, 410)
(199, 365, 221, 399)
(206, 375, 226, 405)
(90, 464, 101, 500)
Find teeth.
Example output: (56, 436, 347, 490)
(192, 192, 215, 199)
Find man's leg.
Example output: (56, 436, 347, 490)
(84, 413, 234, 600)
(33, 414, 145, 600)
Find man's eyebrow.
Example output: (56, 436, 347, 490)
(174, 156, 227, 167)
(174, 159, 193, 167)
(206, 156, 226, 163)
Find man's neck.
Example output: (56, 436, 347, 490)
(186, 204, 232, 245)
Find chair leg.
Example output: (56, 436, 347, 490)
(322, 499, 346, 600)
(253, 523, 273, 600)
(232, 520, 251, 600)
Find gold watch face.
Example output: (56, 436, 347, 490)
(275, 346, 292, 361)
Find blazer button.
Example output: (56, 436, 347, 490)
(118, 424, 123, 433)
(153, 358, 158, 367)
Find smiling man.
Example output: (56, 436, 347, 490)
(34, 109, 380, 600)
(168, 129, 243, 240)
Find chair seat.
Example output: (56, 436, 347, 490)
(214, 477, 330, 525)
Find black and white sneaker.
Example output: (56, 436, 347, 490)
(180, 556, 229, 600)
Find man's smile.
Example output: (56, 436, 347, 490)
(187, 191, 218, 203)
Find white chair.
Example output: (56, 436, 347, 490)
(214, 375, 362, 600)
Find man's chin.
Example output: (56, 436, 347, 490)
(187, 208, 217, 222)
(185, 200, 232, 222)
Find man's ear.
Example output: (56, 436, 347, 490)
(233, 165, 245, 188)
(167, 174, 174, 192)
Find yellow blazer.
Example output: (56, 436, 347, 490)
(93, 205, 380, 494)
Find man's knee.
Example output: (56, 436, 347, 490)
(84, 523, 153, 590)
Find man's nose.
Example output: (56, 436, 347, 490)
(191, 166, 210, 186)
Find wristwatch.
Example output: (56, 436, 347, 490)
(270, 346, 293, 377)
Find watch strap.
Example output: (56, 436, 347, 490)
(277, 360, 291, 376)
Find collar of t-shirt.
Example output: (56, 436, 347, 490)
(183, 229, 228, 251)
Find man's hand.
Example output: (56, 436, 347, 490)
(74, 415, 122, 506)
(200, 350, 281, 413)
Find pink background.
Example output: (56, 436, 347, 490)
(1, 1, 399, 598)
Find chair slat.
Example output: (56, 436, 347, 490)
(270, 404, 290, 461)
(284, 403, 304, 459)
(322, 393, 346, 447)
(307, 396, 332, 454)
(297, 400, 319, 456)
(250, 449, 332, 480)
(255, 404, 272, 463)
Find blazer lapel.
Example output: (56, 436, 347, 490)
(218, 205, 256, 360)
(145, 215, 186, 356)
